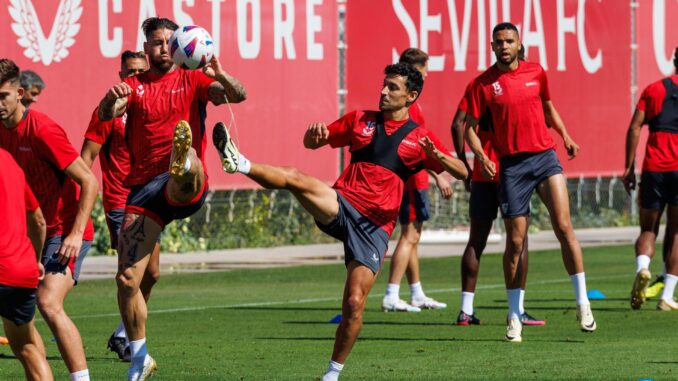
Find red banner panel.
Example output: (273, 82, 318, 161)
(346, 0, 631, 177)
(0, 0, 338, 189)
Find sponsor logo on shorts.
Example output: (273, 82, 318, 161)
(501, 203, 509, 214)
(371, 253, 379, 262)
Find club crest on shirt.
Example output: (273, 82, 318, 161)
(136, 85, 144, 97)
(362, 121, 376, 136)
(492, 81, 504, 96)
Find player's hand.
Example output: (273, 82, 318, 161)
(435, 176, 453, 199)
(306, 122, 329, 144)
(203, 56, 226, 79)
(38, 263, 45, 280)
(56, 233, 83, 266)
(480, 157, 496, 180)
(419, 136, 440, 158)
(564, 135, 579, 159)
(105, 82, 132, 102)
(621, 167, 636, 195)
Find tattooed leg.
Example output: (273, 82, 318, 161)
(116, 213, 163, 341)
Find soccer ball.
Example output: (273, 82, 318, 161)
(169, 26, 214, 70)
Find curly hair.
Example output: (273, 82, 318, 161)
(384, 62, 423, 95)
(0, 59, 20, 86)
(141, 17, 178, 39)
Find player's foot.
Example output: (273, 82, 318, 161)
(381, 297, 421, 312)
(169, 120, 192, 178)
(128, 355, 157, 381)
(645, 275, 665, 299)
(505, 316, 522, 343)
(411, 296, 447, 310)
(456, 311, 481, 326)
(520, 312, 546, 326)
(212, 122, 239, 173)
(576, 303, 597, 332)
(630, 268, 651, 310)
(656, 298, 678, 311)
(107, 334, 130, 362)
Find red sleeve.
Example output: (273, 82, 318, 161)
(24, 182, 39, 212)
(327, 111, 358, 148)
(123, 76, 138, 108)
(34, 122, 79, 171)
(193, 70, 216, 103)
(84, 107, 113, 145)
(468, 79, 486, 120)
(457, 82, 473, 112)
(540, 67, 551, 101)
(409, 102, 425, 125)
(422, 130, 447, 173)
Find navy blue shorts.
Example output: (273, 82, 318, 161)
(126, 172, 208, 228)
(0, 285, 36, 325)
(43, 236, 91, 284)
(316, 192, 390, 274)
(499, 149, 563, 218)
(399, 188, 430, 224)
(470, 181, 499, 220)
(105, 208, 125, 250)
(640, 170, 678, 210)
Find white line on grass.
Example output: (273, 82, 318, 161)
(62, 274, 627, 321)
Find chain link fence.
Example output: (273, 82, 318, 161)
(91, 175, 638, 255)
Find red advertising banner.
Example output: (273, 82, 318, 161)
(0, 0, 338, 189)
(345, 0, 632, 177)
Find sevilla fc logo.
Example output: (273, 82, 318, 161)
(9, 0, 83, 66)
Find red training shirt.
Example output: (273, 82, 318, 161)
(0, 109, 94, 240)
(467, 61, 556, 158)
(405, 102, 430, 190)
(327, 110, 448, 235)
(458, 82, 500, 183)
(635, 75, 678, 172)
(123, 68, 214, 186)
(85, 108, 130, 212)
(0, 149, 40, 288)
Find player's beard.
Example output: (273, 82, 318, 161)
(150, 55, 174, 73)
(497, 50, 518, 66)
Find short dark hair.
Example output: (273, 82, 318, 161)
(141, 17, 178, 40)
(493, 22, 519, 37)
(674, 47, 677, 71)
(518, 44, 526, 60)
(20, 70, 45, 90)
(399, 48, 429, 67)
(384, 63, 423, 95)
(121, 50, 146, 66)
(0, 59, 20, 86)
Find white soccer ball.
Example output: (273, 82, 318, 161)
(169, 26, 214, 70)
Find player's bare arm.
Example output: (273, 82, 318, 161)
(464, 116, 496, 179)
(622, 108, 645, 194)
(451, 107, 472, 189)
(57, 157, 98, 264)
(429, 170, 453, 199)
(543, 100, 579, 159)
(26, 207, 46, 279)
(303, 122, 330, 149)
(98, 83, 131, 121)
(80, 139, 103, 168)
(419, 136, 468, 180)
(204, 56, 247, 104)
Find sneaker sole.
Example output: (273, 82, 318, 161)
(630, 269, 651, 310)
(521, 321, 546, 326)
(505, 335, 522, 343)
(657, 300, 678, 311)
(381, 307, 421, 313)
(169, 120, 192, 178)
(139, 358, 158, 381)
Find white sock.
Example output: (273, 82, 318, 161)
(113, 321, 126, 339)
(507, 288, 521, 320)
(183, 157, 192, 173)
(570, 272, 590, 305)
(519, 289, 526, 315)
(322, 360, 344, 381)
(460, 292, 474, 315)
(70, 369, 89, 381)
(238, 154, 251, 174)
(661, 273, 678, 301)
(636, 255, 651, 273)
(384, 283, 400, 300)
(409, 282, 425, 300)
(129, 338, 148, 367)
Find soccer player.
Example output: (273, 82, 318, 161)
(97, 17, 246, 380)
(0, 148, 53, 381)
(0, 59, 98, 380)
(81, 50, 158, 361)
(464, 23, 596, 342)
(382, 48, 452, 312)
(451, 47, 544, 326)
(19, 70, 45, 108)
(622, 46, 678, 311)
(212, 63, 468, 381)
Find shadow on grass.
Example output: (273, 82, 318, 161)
(0, 354, 112, 362)
(258, 337, 585, 343)
(230, 306, 340, 312)
(477, 305, 630, 312)
(284, 321, 450, 327)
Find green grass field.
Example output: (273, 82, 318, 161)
(0, 244, 675, 380)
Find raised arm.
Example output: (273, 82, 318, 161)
(204, 56, 247, 104)
(622, 108, 645, 194)
(98, 83, 131, 121)
(543, 100, 579, 159)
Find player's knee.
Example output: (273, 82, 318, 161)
(146, 267, 161, 285)
(345, 294, 366, 318)
(506, 236, 525, 255)
(553, 218, 574, 239)
(36, 295, 63, 320)
(116, 270, 140, 297)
